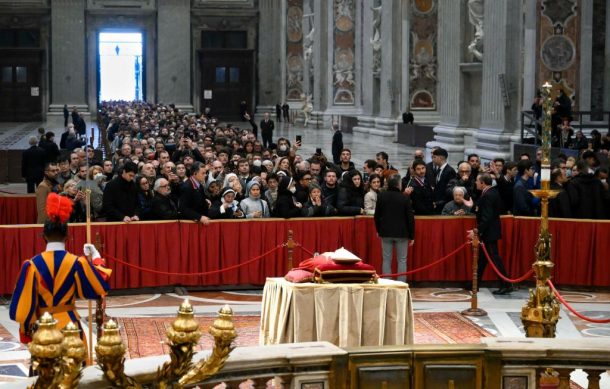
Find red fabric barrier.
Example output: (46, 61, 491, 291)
(0, 195, 37, 225)
(1, 216, 609, 295)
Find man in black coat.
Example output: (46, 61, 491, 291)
(426, 147, 456, 214)
(331, 123, 343, 165)
(22, 136, 47, 193)
(275, 103, 282, 122)
(565, 160, 610, 219)
(468, 173, 513, 295)
(260, 112, 275, 149)
(405, 160, 434, 215)
(102, 161, 140, 222)
(178, 162, 210, 224)
(374, 174, 415, 282)
(39, 132, 60, 164)
(150, 178, 179, 220)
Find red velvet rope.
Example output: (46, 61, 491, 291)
(103, 243, 284, 277)
(296, 243, 316, 257)
(480, 243, 535, 283)
(380, 242, 470, 277)
(547, 280, 610, 324)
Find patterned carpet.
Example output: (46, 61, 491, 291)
(116, 312, 492, 359)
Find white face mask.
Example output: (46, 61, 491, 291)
(279, 145, 288, 152)
(602, 179, 607, 184)
(289, 186, 296, 193)
(253, 159, 262, 167)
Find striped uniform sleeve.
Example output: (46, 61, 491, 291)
(9, 260, 38, 342)
(74, 256, 110, 299)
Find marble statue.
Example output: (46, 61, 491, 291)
(370, 4, 382, 77)
(467, 0, 484, 61)
(301, 94, 313, 127)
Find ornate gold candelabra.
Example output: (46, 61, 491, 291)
(29, 302, 236, 388)
(156, 299, 202, 388)
(27, 312, 65, 389)
(520, 81, 561, 338)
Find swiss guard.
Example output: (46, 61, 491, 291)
(9, 193, 111, 344)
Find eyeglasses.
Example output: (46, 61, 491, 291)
(159, 184, 169, 188)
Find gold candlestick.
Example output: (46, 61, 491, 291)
(520, 81, 561, 338)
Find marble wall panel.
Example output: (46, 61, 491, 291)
(286, 0, 304, 101)
(537, 0, 580, 107)
(590, 0, 607, 117)
(332, 0, 355, 105)
(409, 0, 437, 111)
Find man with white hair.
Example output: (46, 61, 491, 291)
(150, 178, 178, 220)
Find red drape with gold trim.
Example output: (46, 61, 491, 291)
(1, 216, 609, 294)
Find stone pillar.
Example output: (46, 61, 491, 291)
(605, 1, 610, 112)
(522, 0, 538, 110)
(473, 0, 522, 161)
(352, 2, 375, 136)
(258, 0, 283, 110)
(428, 0, 467, 163)
(49, 0, 87, 115)
(579, 0, 593, 112)
(311, 0, 328, 126)
(157, 0, 192, 111)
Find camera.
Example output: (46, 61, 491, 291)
(315, 147, 322, 155)
(296, 135, 302, 144)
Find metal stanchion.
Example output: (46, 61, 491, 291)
(462, 229, 487, 317)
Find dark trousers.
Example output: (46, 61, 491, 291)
(477, 240, 509, 288)
(262, 131, 273, 149)
(26, 177, 39, 193)
(276, 112, 281, 122)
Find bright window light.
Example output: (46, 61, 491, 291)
(99, 32, 143, 101)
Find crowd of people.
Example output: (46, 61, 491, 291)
(21, 101, 610, 226)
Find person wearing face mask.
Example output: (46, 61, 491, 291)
(75, 166, 105, 219)
(273, 176, 303, 218)
(239, 181, 270, 218)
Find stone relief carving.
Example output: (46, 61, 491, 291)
(467, 0, 484, 61)
(410, 32, 436, 82)
(333, 0, 355, 105)
(541, 0, 576, 27)
(540, 35, 575, 72)
(301, 93, 313, 127)
(286, 1, 304, 101)
(370, 5, 382, 78)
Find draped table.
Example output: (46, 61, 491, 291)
(259, 277, 414, 347)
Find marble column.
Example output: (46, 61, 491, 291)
(373, 0, 399, 137)
(157, 0, 192, 111)
(579, 0, 593, 113)
(258, 0, 283, 110)
(428, 0, 467, 163)
(472, 0, 522, 161)
(352, 2, 375, 136)
(49, 0, 87, 115)
(605, 0, 610, 111)
(311, 0, 328, 126)
(522, 0, 538, 111)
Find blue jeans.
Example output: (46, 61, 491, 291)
(381, 237, 408, 283)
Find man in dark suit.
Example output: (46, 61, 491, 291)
(178, 162, 210, 225)
(425, 147, 456, 214)
(39, 132, 60, 164)
(374, 174, 415, 282)
(259, 112, 275, 149)
(275, 103, 282, 122)
(102, 161, 140, 222)
(404, 160, 434, 215)
(22, 136, 47, 193)
(468, 172, 513, 295)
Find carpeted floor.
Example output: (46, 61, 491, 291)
(116, 312, 493, 359)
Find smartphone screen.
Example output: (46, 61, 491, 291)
(296, 135, 302, 143)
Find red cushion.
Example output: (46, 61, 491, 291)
(315, 261, 376, 272)
(297, 255, 333, 272)
(284, 269, 314, 283)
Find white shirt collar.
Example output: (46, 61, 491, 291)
(46, 242, 66, 251)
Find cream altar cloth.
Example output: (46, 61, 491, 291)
(259, 277, 414, 347)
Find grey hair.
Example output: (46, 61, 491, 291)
(153, 178, 168, 192)
(457, 162, 471, 172)
(452, 186, 467, 196)
(28, 136, 38, 146)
